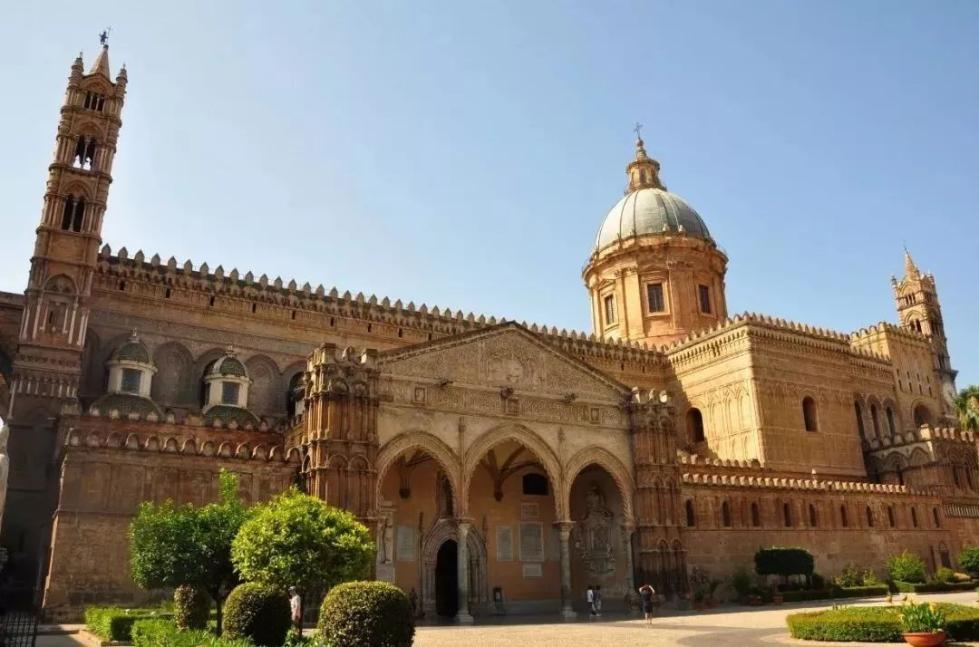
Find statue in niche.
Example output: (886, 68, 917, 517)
(436, 471, 453, 518)
(574, 484, 615, 576)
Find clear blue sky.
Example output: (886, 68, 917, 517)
(2, 1, 978, 386)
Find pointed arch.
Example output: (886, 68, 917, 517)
(563, 445, 635, 522)
(375, 431, 462, 516)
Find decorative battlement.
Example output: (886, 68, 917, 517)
(865, 425, 976, 451)
(680, 471, 937, 496)
(65, 426, 300, 463)
(84, 400, 289, 432)
(850, 321, 931, 346)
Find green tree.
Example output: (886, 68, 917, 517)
(129, 470, 249, 633)
(958, 546, 979, 576)
(955, 386, 979, 431)
(230, 488, 374, 621)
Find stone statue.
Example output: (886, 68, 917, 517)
(575, 484, 615, 576)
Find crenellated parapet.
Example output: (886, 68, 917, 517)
(680, 471, 926, 495)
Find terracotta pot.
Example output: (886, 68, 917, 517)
(902, 630, 947, 647)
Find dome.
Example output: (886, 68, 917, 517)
(111, 333, 150, 364)
(206, 348, 248, 378)
(90, 392, 162, 417)
(594, 187, 712, 252)
(203, 404, 259, 427)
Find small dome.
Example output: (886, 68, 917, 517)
(203, 404, 259, 427)
(111, 333, 150, 364)
(595, 187, 711, 252)
(206, 347, 248, 378)
(90, 392, 162, 417)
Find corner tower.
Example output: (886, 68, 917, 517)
(583, 133, 728, 346)
(892, 249, 957, 415)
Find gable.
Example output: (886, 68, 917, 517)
(378, 324, 627, 404)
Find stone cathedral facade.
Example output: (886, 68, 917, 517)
(1, 43, 977, 620)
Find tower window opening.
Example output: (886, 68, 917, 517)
(71, 197, 85, 231)
(721, 501, 731, 527)
(61, 196, 75, 230)
(686, 408, 705, 444)
(164, 288, 172, 299)
(802, 396, 818, 432)
(911, 507, 918, 528)
(840, 505, 848, 528)
(73, 136, 97, 170)
(886, 407, 896, 436)
(854, 401, 866, 438)
(783, 503, 792, 527)
(83, 91, 105, 111)
(685, 500, 696, 527)
(121, 368, 142, 394)
(603, 294, 617, 325)
(887, 506, 896, 528)
(751, 502, 760, 527)
(646, 283, 665, 313)
(870, 404, 881, 438)
(698, 285, 712, 314)
(118, 280, 126, 291)
(809, 504, 818, 527)
(866, 506, 874, 527)
(221, 381, 240, 405)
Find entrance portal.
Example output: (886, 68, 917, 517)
(435, 540, 458, 617)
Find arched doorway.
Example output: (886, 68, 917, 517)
(435, 540, 459, 617)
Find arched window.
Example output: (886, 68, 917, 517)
(751, 502, 760, 527)
(887, 505, 896, 528)
(73, 135, 97, 170)
(60, 195, 85, 232)
(686, 408, 705, 444)
(933, 507, 941, 528)
(866, 506, 874, 527)
(911, 507, 918, 528)
(913, 404, 933, 427)
(870, 404, 881, 438)
(854, 401, 866, 438)
(685, 500, 696, 527)
(721, 501, 731, 527)
(885, 407, 897, 436)
(783, 502, 792, 527)
(840, 505, 848, 528)
(287, 372, 305, 420)
(809, 504, 818, 527)
(802, 397, 818, 432)
(522, 473, 548, 496)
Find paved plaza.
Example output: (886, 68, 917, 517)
(33, 591, 979, 646)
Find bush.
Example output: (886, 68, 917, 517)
(85, 606, 172, 641)
(730, 568, 753, 598)
(754, 547, 814, 579)
(893, 580, 976, 593)
(780, 585, 888, 603)
(319, 581, 414, 647)
(887, 550, 926, 584)
(173, 585, 210, 630)
(222, 582, 291, 646)
(834, 564, 862, 588)
(933, 566, 955, 584)
(787, 603, 979, 642)
(132, 619, 253, 647)
(959, 546, 979, 575)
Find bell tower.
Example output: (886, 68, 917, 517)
(10, 37, 126, 412)
(892, 249, 957, 417)
(2, 36, 126, 590)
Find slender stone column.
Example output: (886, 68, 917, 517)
(556, 521, 576, 618)
(456, 519, 474, 624)
(621, 523, 636, 605)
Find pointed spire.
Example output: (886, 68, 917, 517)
(89, 31, 112, 79)
(626, 122, 664, 193)
(903, 247, 920, 279)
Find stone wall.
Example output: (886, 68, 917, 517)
(41, 417, 299, 620)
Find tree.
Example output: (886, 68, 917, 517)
(129, 470, 249, 633)
(955, 386, 979, 431)
(230, 488, 373, 620)
(958, 546, 979, 576)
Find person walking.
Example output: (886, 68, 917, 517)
(594, 586, 603, 617)
(638, 584, 656, 624)
(289, 586, 302, 636)
(586, 585, 596, 617)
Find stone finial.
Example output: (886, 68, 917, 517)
(167, 256, 177, 269)
(118, 247, 129, 260)
(199, 262, 209, 275)
(150, 253, 161, 267)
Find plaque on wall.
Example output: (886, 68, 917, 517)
(520, 502, 539, 520)
(522, 563, 543, 578)
(496, 525, 513, 561)
(519, 522, 544, 562)
(396, 525, 417, 562)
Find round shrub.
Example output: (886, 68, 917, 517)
(319, 581, 414, 647)
(222, 582, 291, 646)
(887, 550, 926, 584)
(173, 585, 210, 630)
(959, 546, 979, 575)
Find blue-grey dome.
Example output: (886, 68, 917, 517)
(595, 187, 711, 252)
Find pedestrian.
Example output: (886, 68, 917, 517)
(638, 584, 656, 624)
(586, 585, 596, 617)
(289, 586, 302, 635)
(594, 585, 603, 617)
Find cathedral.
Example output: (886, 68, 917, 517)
(1, 41, 976, 621)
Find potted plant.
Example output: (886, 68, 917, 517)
(899, 601, 947, 646)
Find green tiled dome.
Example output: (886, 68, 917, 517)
(207, 353, 248, 378)
(112, 338, 150, 364)
(203, 404, 259, 426)
(90, 392, 162, 417)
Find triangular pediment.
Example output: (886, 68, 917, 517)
(378, 322, 628, 403)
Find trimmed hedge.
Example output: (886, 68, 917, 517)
(84, 606, 172, 641)
(319, 581, 414, 647)
(222, 582, 291, 646)
(787, 603, 979, 642)
(173, 585, 210, 630)
(755, 547, 814, 578)
(780, 585, 889, 602)
(893, 579, 977, 593)
(132, 619, 253, 647)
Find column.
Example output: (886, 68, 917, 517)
(456, 519, 473, 624)
(621, 523, 636, 593)
(556, 521, 576, 618)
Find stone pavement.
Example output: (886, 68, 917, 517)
(32, 591, 979, 646)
